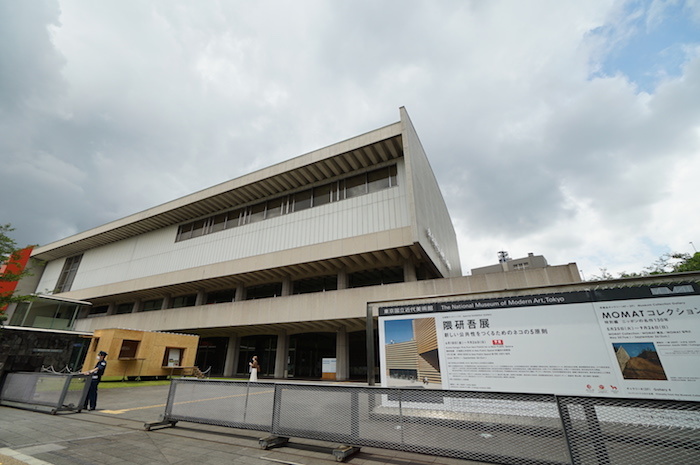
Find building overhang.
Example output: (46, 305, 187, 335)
(32, 124, 403, 262)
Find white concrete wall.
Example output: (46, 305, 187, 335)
(400, 108, 462, 277)
(37, 172, 410, 293)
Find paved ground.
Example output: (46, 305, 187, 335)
(0, 383, 493, 465)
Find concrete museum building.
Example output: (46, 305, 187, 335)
(10, 108, 581, 380)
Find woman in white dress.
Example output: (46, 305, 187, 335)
(249, 355, 259, 381)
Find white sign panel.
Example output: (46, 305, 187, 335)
(378, 285, 700, 401)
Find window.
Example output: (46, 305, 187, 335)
(210, 213, 228, 233)
(292, 189, 312, 212)
(163, 348, 183, 367)
(191, 219, 208, 238)
(367, 166, 396, 193)
(313, 184, 333, 207)
(173, 163, 398, 242)
(171, 294, 197, 308)
(206, 289, 236, 304)
(55, 254, 83, 293)
(119, 340, 140, 359)
(89, 305, 109, 316)
(266, 197, 286, 219)
(245, 283, 283, 300)
(292, 275, 338, 294)
(176, 223, 194, 242)
(344, 173, 367, 199)
(247, 202, 266, 224)
(349, 267, 404, 288)
(142, 299, 163, 312)
(115, 303, 134, 314)
(225, 209, 243, 229)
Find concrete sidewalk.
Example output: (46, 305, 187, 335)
(0, 383, 492, 465)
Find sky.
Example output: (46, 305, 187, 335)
(1, 0, 699, 279)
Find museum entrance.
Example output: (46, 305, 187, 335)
(195, 337, 228, 376)
(288, 332, 335, 379)
(237, 334, 277, 377)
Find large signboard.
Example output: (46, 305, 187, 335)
(378, 283, 700, 401)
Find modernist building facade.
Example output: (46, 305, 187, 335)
(11, 108, 581, 380)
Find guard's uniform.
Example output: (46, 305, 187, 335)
(84, 358, 107, 410)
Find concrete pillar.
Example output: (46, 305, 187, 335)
(235, 284, 246, 302)
(223, 334, 239, 377)
(336, 325, 349, 381)
(133, 300, 142, 313)
(195, 289, 206, 306)
(337, 269, 349, 290)
(403, 260, 417, 282)
(281, 275, 292, 296)
(161, 294, 171, 310)
(274, 331, 289, 379)
(105, 303, 116, 316)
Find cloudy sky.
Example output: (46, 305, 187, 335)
(1, 0, 699, 279)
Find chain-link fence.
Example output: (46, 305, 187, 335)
(557, 396, 700, 465)
(152, 379, 700, 464)
(0, 372, 90, 414)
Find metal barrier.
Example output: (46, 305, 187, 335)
(0, 372, 90, 414)
(557, 396, 700, 465)
(146, 379, 700, 464)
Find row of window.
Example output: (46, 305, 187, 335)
(176, 164, 398, 242)
(88, 267, 406, 316)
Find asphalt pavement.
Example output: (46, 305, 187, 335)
(0, 382, 491, 465)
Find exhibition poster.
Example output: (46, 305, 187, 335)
(379, 284, 700, 401)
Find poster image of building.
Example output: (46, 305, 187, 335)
(613, 342, 668, 380)
(382, 317, 441, 389)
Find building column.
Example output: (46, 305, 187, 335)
(281, 275, 292, 296)
(336, 325, 349, 381)
(195, 289, 206, 306)
(274, 331, 288, 379)
(105, 303, 116, 316)
(337, 269, 349, 290)
(223, 334, 239, 377)
(161, 294, 171, 310)
(235, 284, 246, 301)
(403, 260, 417, 282)
(133, 300, 142, 313)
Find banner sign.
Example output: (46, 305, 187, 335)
(378, 284, 700, 401)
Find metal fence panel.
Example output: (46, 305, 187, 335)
(150, 380, 699, 465)
(272, 384, 570, 465)
(0, 372, 88, 413)
(166, 379, 275, 431)
(557, 396, 700, 465)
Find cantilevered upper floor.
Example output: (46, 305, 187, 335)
(28, 108, 461, 308)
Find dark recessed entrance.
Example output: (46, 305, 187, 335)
(195, 337, 228, 376)
(288, 332, 335, 379)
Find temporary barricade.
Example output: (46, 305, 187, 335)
(0, 372, 90, 414)
(144, 378, 700, 464)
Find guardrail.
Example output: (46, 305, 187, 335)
(0, 372, 90, 414)
(144, 379, 700, 464)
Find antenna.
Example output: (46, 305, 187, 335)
(498, 251, 510, 263)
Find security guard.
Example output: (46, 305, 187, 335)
(83, 350, 108, 411)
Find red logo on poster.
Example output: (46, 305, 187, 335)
(492, 339, 504, 345)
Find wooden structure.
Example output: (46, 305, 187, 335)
(81, 328, 199, 379)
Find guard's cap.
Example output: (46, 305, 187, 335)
(98, 351, 108, 356)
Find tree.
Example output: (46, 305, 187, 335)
(0, 224, 34, 322)
(617, 252, 700, 278)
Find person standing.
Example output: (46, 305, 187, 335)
(83, 350, 107, 411)
(249, 355, 259, 382)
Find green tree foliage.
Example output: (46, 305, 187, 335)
(614, 252, 700, 279)
(0, 224, 33, 322)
